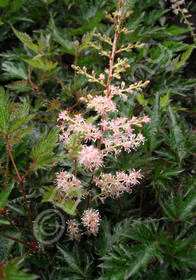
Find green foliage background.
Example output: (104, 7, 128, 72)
(0, 0, 195, 279)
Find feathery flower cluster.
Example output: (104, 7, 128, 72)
(101, 116, 149, 155)
(67, 219, 81, 240)
(94, 170, 142, 200)
(78, 145, 104, 170)
(58, 111, 101, 147)
(56, 171, 85, 200)
(86, 94, 117, 115)
(81, 209, 100, 236)
(166, 0, 187, 15)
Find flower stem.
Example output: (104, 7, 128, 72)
(5, 136, 36, 243)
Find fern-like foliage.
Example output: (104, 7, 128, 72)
(1, 258, 38, 280)
(98, 217, 196, 279)
(0, 87, 13, 135)
(30, 128, 62, 172)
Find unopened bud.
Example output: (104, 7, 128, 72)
(121, 81, 125, 89)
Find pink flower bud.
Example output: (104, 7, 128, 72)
(121, 81, 125, 89)
(99, 73, 105, 80)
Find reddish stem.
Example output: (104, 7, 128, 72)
(5, 136, 36, 242)
(0, 232, 32, 248)
(0, 168, 19, 182)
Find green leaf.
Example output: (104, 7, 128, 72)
(0, 87, 12, 135)
(96, 218, 131, 257)
(57, 244, 86, 277)
(42, 186, 60, 203)
(56, 200, 78, 216)
(127, 219, 160, 244)
(9, 115, 34, 136)
(172, 46, 194, 70)
(31, 128, 61, 172)
(125, 244, 157, 279)
(137, 93, 148, 106)
(159, 167, 183, 179)
(0, 234, 16, 261)
(160, 91, 171, 109)
(24, 57, 58, 71)
(179, 192, 196, 221)
(2, 61, 29, 80)
(12, 27, 40, 52)
(2, 258, 39, 279)
(144, 93, 162, 152)
(6, 80, 29, 92)
(0, 184, 14, 211)
(167, 107, 189, 162)
(52, 27, 76, 55)
(162, 189, 196, 222)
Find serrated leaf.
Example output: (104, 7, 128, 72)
(172, 46, 194, 70)
(144, 93, 162, 152)
(159, 167, 183, 179)
(0, 87, 13, 135)
(42, 186, 60, 203)
(125, 244, 157, 279)
(57, 244, 86, 277)
(24, 57, 58, 71)
(12, 27, 40, 52)
(179, 193, 196, 221)
(160, 91, 171, 109)
(167, 107, 189, 162)
(0, 184, 14, 211)
(2, 61, 29, 80)
(162, 189, 196, 222)
(53, 27, 76, 55)
(56, 200, 77, 216)
(6, 80, 29, 92)
(0, 234, 16, 261)
(96, 218, 131, 257)
(9, 115, 35, 135)
(31, 128, 61, 172)
(2, 258, 39, 279)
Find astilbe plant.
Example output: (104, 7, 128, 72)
(53, 0, 150, 239)
(0, 0, 195, 278)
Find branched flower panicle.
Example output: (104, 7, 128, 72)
(101, 116, 149, 155)
(94, 170, 143, 201)
(55, 0, 151, 241)
(81, 209, 100, 236)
